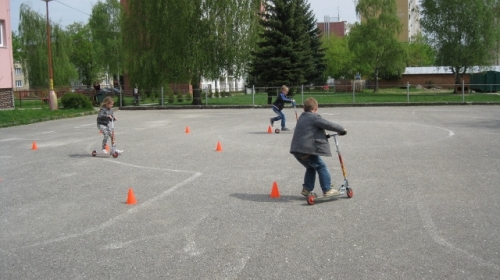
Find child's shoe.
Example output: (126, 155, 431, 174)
(323, 188, 341, 197)
(301, 188, 310, 197)
(115, 149, 123, 154)
(101, 149, 108, 154)
(270, 118, 274, 126)
(281, 127, 291, 131)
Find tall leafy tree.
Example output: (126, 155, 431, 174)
(322, 34, 354, 79)
(348, 0, 406, 91)
(249, 0, 325, 88)
(404, 33, 435, 67)
(67, 23, 104, 86)
(12, 32, 23, 62)
(89, 0, 123, 90)
(122, 0, 260, 104)
(18, 4, 77, 89)
(420, 0, 500, 87)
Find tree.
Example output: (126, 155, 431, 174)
(405, 33, 435, 67)
(89, 0, 123, 90)
(249, 0, 325, 88)
(18, 4, 77, 89)
(348, 0, 406, 91)
(66, 23, 104, 86)
(421, 0, 500, 88)
(12, 32, 23, 62)
(322, 34, 354, 79)
(122, 0, 261, 105)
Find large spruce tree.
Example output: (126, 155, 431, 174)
(249, 0, 325, 88)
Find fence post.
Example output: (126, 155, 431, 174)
(352, 80, 355, 104)
(462, 80, 465, 103)
(407, 82, 410, 103)
(160, 87, 164, 106)
(252, 85, 255, 106)
(301, 85, 304, 104)
(205, 88, 208, 106)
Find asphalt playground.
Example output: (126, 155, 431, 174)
(1, 105, 499, 279)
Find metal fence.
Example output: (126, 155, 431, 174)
(11, 82, 500, 109)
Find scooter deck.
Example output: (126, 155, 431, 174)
(274, 128, 294, 134)
(92, 150, 119, 158)
(306, 192, 341, 204)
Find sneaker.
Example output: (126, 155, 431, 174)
(101, 149, 108, 154)
(323, 188, 341, 197)
(115, 149, 123, 154)
(281, 127, 291, 131)
(301, 188, 310, 197)
(270, 118, 274, 126)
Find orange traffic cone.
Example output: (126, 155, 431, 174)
(267, 126, 272, 133)
(126, 188, 137, 205)
(270, 181, 280, 198)
(185, 126, 191, 134)
(31, 141, 38, 150)
(105, 144, 109, 152)
(216, 142, 223, 152)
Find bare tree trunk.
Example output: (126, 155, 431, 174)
(191, 74, 202, 105)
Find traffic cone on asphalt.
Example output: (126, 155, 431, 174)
(126, 188, 137, 205)
(267, 126, 272, 133)
(270, 181, 280, 198)
(216, 142, 223, 152)
(185, 126, 191, 134)
(105, 144, 109, 152)
(31, 142, 38, 150)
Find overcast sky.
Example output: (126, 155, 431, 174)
(10, 0, 358, 32)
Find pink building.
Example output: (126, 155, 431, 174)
(0, 0, 14, 108)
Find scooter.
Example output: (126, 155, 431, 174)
(92, 118, 119, 158)
(307, 133, 353, 205)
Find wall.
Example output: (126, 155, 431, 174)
(376, 74, 470, 89)
(0, 0, 14, 108)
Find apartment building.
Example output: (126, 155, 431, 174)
(396, 0, 421, 42)
(0, 0, 14, 108)
(317, 16, 347, 38)
(13, 62, 29, 91)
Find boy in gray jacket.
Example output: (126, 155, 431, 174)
(290, 97, 346, 197)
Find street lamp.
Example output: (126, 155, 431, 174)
(42, 0, 57, 110)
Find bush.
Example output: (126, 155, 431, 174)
(166, 87, 174, 103)
(208, 89, 213, 98)
(176, 91, 183, 103)
(215, 89, 220, 98)
(185, 93, 192, 102)
(61, 93, 93, 109)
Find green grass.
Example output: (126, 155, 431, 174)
(0, 108, 97, 128)
(130, 89, 500, 106)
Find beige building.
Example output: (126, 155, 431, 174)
(396, 0, 421, 42)
(13, 62, 29, 91)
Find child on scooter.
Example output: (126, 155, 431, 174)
(270, 85, 296, 131)
(97, 96, 123, 154)
(290, 97, 346, 197)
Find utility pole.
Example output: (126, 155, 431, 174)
(42, 0, 58, 110)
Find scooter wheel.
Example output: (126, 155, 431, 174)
(346, 188, 353, 198)
(92, 150, 97, 157)
(112, 151, 119, 158)
(307, 195, 316, 205)
(275, 128, 280, 134)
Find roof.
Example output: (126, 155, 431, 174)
(404, 66, 500, 75)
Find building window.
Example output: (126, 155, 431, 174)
(0, 20, 4, 47)
(15, 68, 22, 75)
(15, 80, 23, 88)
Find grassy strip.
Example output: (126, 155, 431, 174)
(135, 90, 500, 106)
(0, 108, 97, 128)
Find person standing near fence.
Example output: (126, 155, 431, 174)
(270, 85, 296, 131)
(133, 84, 139, 106)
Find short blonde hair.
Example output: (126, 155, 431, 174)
(303, 97, 318, 111)
(101, 96, 114, 107)
(280, 85, 289, 93)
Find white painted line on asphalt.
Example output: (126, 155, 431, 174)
(417, 198, 500, 272)
(26, 166, 203, 248)
(74, 123, 95, 128)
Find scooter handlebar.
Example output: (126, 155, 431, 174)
(326, 130, 347, 138)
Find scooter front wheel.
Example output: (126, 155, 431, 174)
(346, 188, 353, 198)
(92, 150, 97, 157)
(112, 151, 119, 158)
(307, 195, 316, 205)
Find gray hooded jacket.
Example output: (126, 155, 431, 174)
(290, 111, 345, 157)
